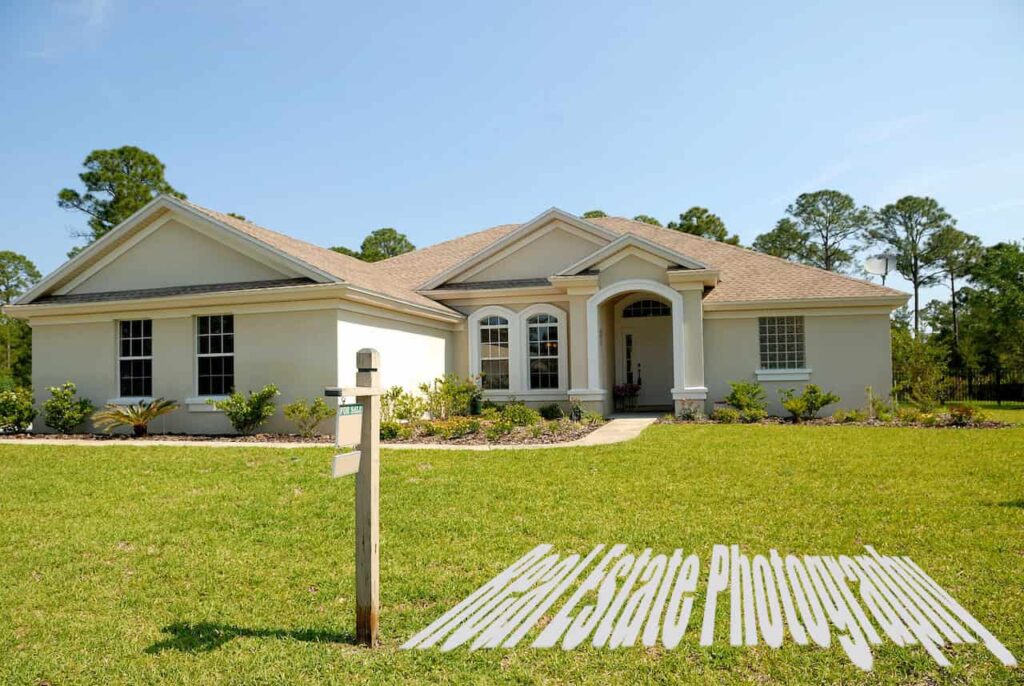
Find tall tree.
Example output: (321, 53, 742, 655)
(667, 207, 740, 245)
(582, 210, 607, 219)
(868, 196, 956, 334)
(752, 218, 808, 261)
(958, 242, 1024, 372)
(331, 228, 416, 262)
(766, 190, 871, 272)
(58, 146, 186, 254)
(0, 251, 41, 385)
(929, 226, 983, 352)
(632, 214, 662, 226)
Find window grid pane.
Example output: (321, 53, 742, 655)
(527, 316, 559, 389)
(758, 316, 805, 369)
(197, 315, 235, 395)
(479, 317, 510, 390)
(623, 299, 671, 318)
(118, 319, 152, 396)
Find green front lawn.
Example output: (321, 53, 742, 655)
(1, 425, 1022, 684)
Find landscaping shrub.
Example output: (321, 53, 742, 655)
(946, 404, 987, 427)
(382, 386, 426, 423)
(832, 408, 867, 423)
(538, 403, 564, 421)
(484, 419, 514, 442)
(283, 397, 334, 438)
(779, 384, 840, 422)
(676, 404, 704, 421)
(710, 407, 740, 423)
(894, 405, 922, 425)
(581, 411, 604, 426)
(0, 387, 35, 432)
(42, 382, 94, 434)
(500, 402, 540, 427)
(210, 384, 280, 434)
(725, 380, 767, 413)
(91, 398, 178, 437)
(864, 386, 894, 421)
(739, 408, 767, 423)
(419, 375, 480, 420)
(379, 420, 401, 440)
(433, 417, 481, 439)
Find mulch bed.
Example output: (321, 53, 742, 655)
(0, 432, 333, 443)
(382, 421, 602, 446)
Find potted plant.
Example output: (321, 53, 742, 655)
(613, 383, 641, 412)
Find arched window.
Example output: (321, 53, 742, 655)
(622, 299, 671, 318)
(478, 315, 510, 389)
(527, 313, 559, 389)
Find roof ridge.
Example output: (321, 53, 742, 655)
(599, 216, 905, 297)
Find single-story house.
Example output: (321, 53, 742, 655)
(5, 195, 908, 435)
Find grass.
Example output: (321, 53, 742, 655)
(1, 424, 1022, 684)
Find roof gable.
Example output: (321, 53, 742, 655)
(418, 208, 616, 290)
(555, 234, 710, 276)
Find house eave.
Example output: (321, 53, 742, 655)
(703, 294, 910, 312)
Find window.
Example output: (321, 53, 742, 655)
(623, 299, 671, 318)
(197, 315, 234, 395)
(478, 315, 509, 390)
(759, 316, 805, 369)
(527, 313, 559, 389)
(118, 319, 152, 396)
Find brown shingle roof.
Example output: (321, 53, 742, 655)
(378, 215, 907, 305)
(183, 201, 457, 314)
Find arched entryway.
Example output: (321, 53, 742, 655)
(583, 279, 687, 414)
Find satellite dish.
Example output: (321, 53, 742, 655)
(864, 253, 898, 284)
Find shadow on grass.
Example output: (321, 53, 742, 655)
(146, 621, 355, 653)
(996, 499, 1024, 508)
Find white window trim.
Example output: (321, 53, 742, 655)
(192, 314, 235, 413)
(468, 306, 520, 395)
(116, 318, 153, 400)
(755, 368, 812, 382)
(519, 304, 568, 395)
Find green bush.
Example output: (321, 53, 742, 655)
(91, 398, 178, 437)
(283, 397, 334, 438)
(210, 384, 280, 434)
(945, 404, 987, 427)
(894, 405, 921, 425)
(382, 386, 426, 423)
(779, 385, 840, 422)
(865, 386, 894, 421)
(833, 408, 868, 423)
(0, 387, 35, 432)
(433, 417, 481, 439)
(42, 382, 94, 434)
(484, 419, 514, 442)
(500, 402, 540, 427)
(418, 375, 480, 420)
(739, 407, 767, 423)
(538, 403, 564, 421)
(581, 411, 604, 426)
(677, 404, 704, 421)
(710, 407, 740, 423)
(725, 381, 767, 413)
(379, 420, 401, 440)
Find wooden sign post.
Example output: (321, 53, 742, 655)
(325, 348, 382, 647)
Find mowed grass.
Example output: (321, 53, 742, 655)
(957, 401, 1024, 426)
(1, 425, 1022, 685)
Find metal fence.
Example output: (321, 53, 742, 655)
(895, 368, 1024, 404)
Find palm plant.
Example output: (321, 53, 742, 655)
(91, 398, 178, 437)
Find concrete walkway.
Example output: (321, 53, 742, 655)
(0, 417, 658, 451)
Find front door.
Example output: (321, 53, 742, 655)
(620, 316, 673, 409)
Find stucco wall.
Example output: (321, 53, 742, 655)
(70, 219, 290, 294)
(454, 223, 604, 283)
(30, 307, 341, 435)
(337, 309, 452, 393)
(703, 312, 892, 416)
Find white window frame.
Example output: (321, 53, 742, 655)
(755, 315, 811, 381)
(520, 304, 567, 394)
(186, 314, 235, 412)
(468, 306, 520, 395)
(113, 318, 153, 403)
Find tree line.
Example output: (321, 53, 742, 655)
(0, 145, 1019, 396)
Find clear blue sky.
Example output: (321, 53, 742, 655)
(1, 1, 1021, 304)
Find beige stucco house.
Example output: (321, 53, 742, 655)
(5, 196, 908, 434)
